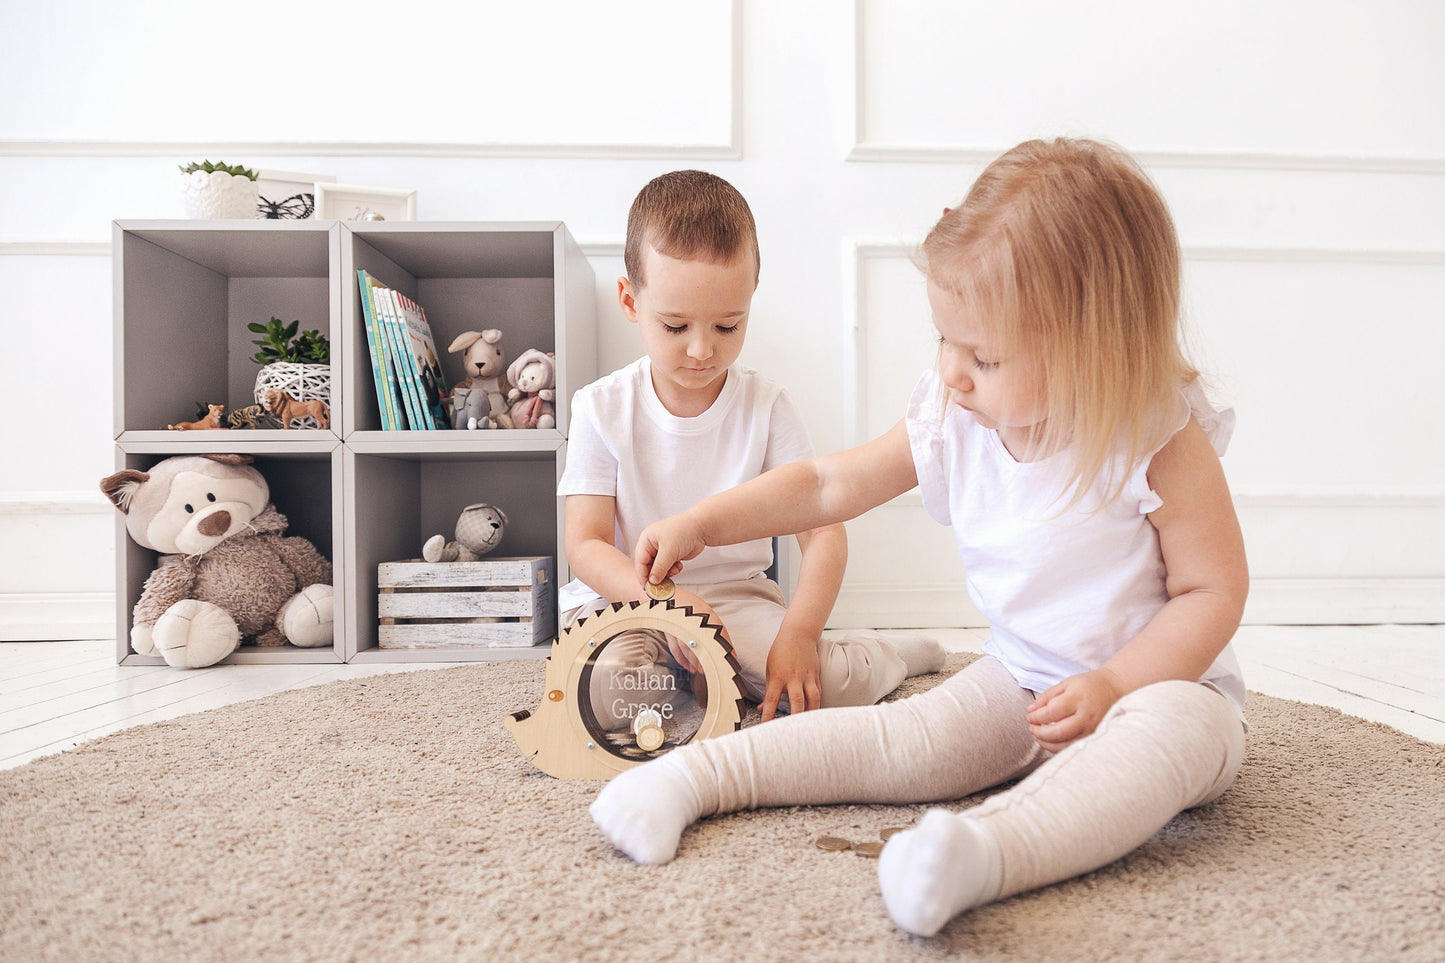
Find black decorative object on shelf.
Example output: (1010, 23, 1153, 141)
(257, 193, 316, 219)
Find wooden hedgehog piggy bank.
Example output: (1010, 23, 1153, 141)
(504, 581, 745, 780)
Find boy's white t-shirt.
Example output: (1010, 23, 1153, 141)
(904, 371, 1247, 714)
(556, 357, 814, 612)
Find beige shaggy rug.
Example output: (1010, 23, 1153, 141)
(2, 653, 1442, 963)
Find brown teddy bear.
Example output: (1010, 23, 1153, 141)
(100, 453, 334, 668)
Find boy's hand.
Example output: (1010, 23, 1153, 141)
(760, 633, 822, 722)
(634, 514, 706, 588)
(1025, 668, 1126, 752)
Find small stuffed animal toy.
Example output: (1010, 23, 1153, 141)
(100, 454, 335, 668)
(447, 329, 513, 430)
(422, 503, 509, 562)
(505, 349, 556, 430)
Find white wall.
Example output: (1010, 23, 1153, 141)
(2, 0, 1441, 640)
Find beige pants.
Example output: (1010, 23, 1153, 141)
(670, 655, 1245, 899)
(562, 578, 909, 727)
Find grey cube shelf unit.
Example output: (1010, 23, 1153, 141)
(111, 220, 596, 666)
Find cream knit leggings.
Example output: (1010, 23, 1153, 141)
(671, 655, 1246, 899)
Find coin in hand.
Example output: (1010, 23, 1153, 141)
(644, 577, 676, 602)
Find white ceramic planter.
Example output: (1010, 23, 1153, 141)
(180, 170, 260, 219)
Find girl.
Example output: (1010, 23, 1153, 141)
(590, 138, 1249, 938)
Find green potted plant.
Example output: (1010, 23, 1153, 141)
(179, 160, 260, 219)
(249, 317, 332, 429)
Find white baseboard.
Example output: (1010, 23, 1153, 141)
(825, 491, 1445, 629)
(827, 584, 986, 630)
(1241, 578, 1445, 625)
(0, 593, 114, 642)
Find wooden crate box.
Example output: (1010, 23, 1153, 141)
(377, 556, 555, 648)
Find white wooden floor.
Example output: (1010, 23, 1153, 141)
(1, 625, 1441, 770)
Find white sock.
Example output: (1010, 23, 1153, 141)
(589, 750, 703, 865)
(890, 634, 947, 677)
(877, 809, 1002, 937)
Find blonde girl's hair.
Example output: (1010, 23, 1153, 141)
(625, 170, 760, 288)
(920, 138, 1197, 508)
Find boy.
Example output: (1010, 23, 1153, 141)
(557, 170, 942, 729)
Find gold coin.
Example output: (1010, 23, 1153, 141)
(644, 578, 676, 602)
(853, 841, 884, 858)
(814, 835, 853, 852)
(635, 724, 665, 752)
(880, 827, 905, 841)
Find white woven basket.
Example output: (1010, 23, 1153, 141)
(254, 362, 331, 428)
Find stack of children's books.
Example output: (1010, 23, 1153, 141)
(358, 270, 451, 430)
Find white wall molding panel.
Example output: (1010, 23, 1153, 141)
(0, 1, 742, 161)
(847, 0, 1445, 173)
(832, 240, 1445, 627)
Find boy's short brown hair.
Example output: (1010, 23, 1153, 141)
(624, 170, 759, 288)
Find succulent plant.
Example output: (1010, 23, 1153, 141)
(248, 317, 330, 365)
(179, 160, 259, 181)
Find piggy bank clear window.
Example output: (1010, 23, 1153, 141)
(578, 628, 711, 761)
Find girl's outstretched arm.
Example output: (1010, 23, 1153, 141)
(1026, 417, 1249, 751)
(635, 419, 918, 587)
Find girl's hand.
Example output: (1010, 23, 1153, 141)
(1025, 669, 1126, 752)
(760, 633, 823, 722)
(634, 514, 706, 588)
